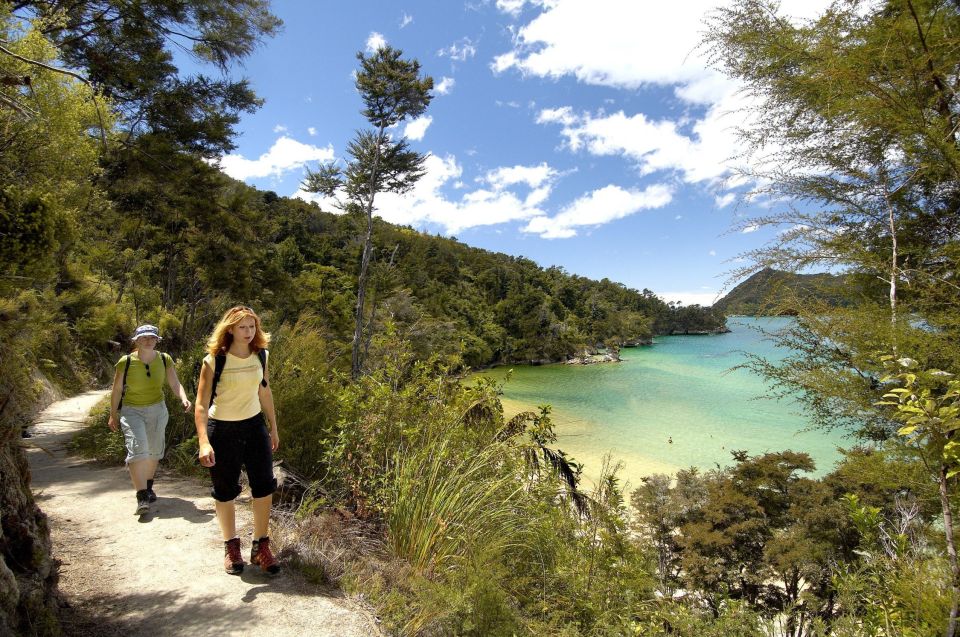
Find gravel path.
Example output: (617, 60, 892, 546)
(26, 390, 381, 637)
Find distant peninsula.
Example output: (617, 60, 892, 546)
(714, 268, 850, 316)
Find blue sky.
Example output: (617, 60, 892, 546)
(209, 0, 830, 305)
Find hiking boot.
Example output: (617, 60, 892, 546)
(146, 479, 157, 503)
(224, 538, 244, 575)
(251, 536, 280, 575)
(135, 489, 150, 516)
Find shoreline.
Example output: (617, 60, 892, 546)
(498, 396, 682, 491)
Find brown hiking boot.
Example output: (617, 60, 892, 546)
(135, 489, 150, 516)
(224, 537, 244, 575)
(251, 536, 280, 574)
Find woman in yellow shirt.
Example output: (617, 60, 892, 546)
(195, 306, 280, 575)
(108, 324, 192, 516)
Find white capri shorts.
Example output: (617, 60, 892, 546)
(119, 401, 168, 463)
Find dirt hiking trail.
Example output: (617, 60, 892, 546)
(26, 390, 381, 637)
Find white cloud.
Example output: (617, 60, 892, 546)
(484, 162, 557, 190)
(293, 154, 550, 235)
(675, 215, 683, 220)
(435, 76, 455, 95)
(273, 124, 288, 133)
(537, 105, 747, 186)
(715, 192, 736, 208)
(741, 224, 759, 233)
(659, 291, 720, 306)
(438, 38, 477, 61)
(536, 106, 578, 126)
(496, 0, 542, 15)
(218, 136, 334, 181)
(399, 13, 413, 28)
(523, 183, 673, 239)
(709, 250, 717, 256)
(403, 115, 433, 141)
(292, 152, 670, 240)
(377, 155, 547, 233)
(307, 127, 317, 136)
(495, 0, 833, 92)
(491, 51, 518, 74)
(366, 31, 387, 52)
(504, 0, 836, 192)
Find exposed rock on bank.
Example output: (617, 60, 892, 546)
(668, 326, 731, 335)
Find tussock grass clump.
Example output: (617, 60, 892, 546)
(386, 440, 527, 575)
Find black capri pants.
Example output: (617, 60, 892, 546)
(207, 412, 277, 502)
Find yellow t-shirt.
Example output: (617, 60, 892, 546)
(206, 350, 266, 421)
(116, 352, 169, 407)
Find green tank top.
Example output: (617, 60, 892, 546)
(116, 352, 169, 407)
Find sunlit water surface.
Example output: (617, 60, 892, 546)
(479, 317, 850, 489)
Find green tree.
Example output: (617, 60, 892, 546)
(0, 9, 109, 633)
(13, 0, 280, 156)
(704, 0, 960, 419)
(303, 45, 432, 378)
(878, 357, 960, 634)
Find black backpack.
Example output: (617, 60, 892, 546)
(208, 349, 268, 408)
(117, 352, 169, 411)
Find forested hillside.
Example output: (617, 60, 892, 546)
(714, 268, 851, 315)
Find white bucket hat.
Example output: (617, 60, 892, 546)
(131, 324, 162, 341)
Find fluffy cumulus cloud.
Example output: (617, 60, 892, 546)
(366, 31, 387, 52)
(295, 155, 559, 235)
(403, 115, 433, 141)
(218, 136, 334, 181)
(399, 13, 413, 28)
(484, 162, 557, 190)
(538, 106, 744, 185)
(493, 0, 831, 92)
(435, 76, 455, 95)
(375, 155, 552, 233)
(524, 183, 673, 239)
(498, 0, 835, 188)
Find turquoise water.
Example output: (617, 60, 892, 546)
(480, 317, 850, 489)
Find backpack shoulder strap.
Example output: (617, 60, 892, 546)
(209, 353, 227, 408)
(257, 349, 268, 387)
(118, 355, 132, 411)
(161, 352, 169, 369)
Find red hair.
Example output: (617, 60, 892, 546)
(206, 306, 270, 357)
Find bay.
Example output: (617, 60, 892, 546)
(479, 317, 851, 490)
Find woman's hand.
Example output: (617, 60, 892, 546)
(198, 442, 215, 467)
(108, 413, 119, 432)
(181, 397, 192, 413)
(270, 428, 279, 452)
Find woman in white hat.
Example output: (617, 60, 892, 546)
(108, 324, 193, 515)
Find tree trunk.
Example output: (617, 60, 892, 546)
(940, 462, 959, 637)
(351, 206, 374, 379)
(886, 196, 897, 329)
(351, 127, 387, 379)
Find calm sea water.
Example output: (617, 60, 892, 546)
(480, 317, 850, 489)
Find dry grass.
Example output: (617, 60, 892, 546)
(271, 506, 386, 587)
